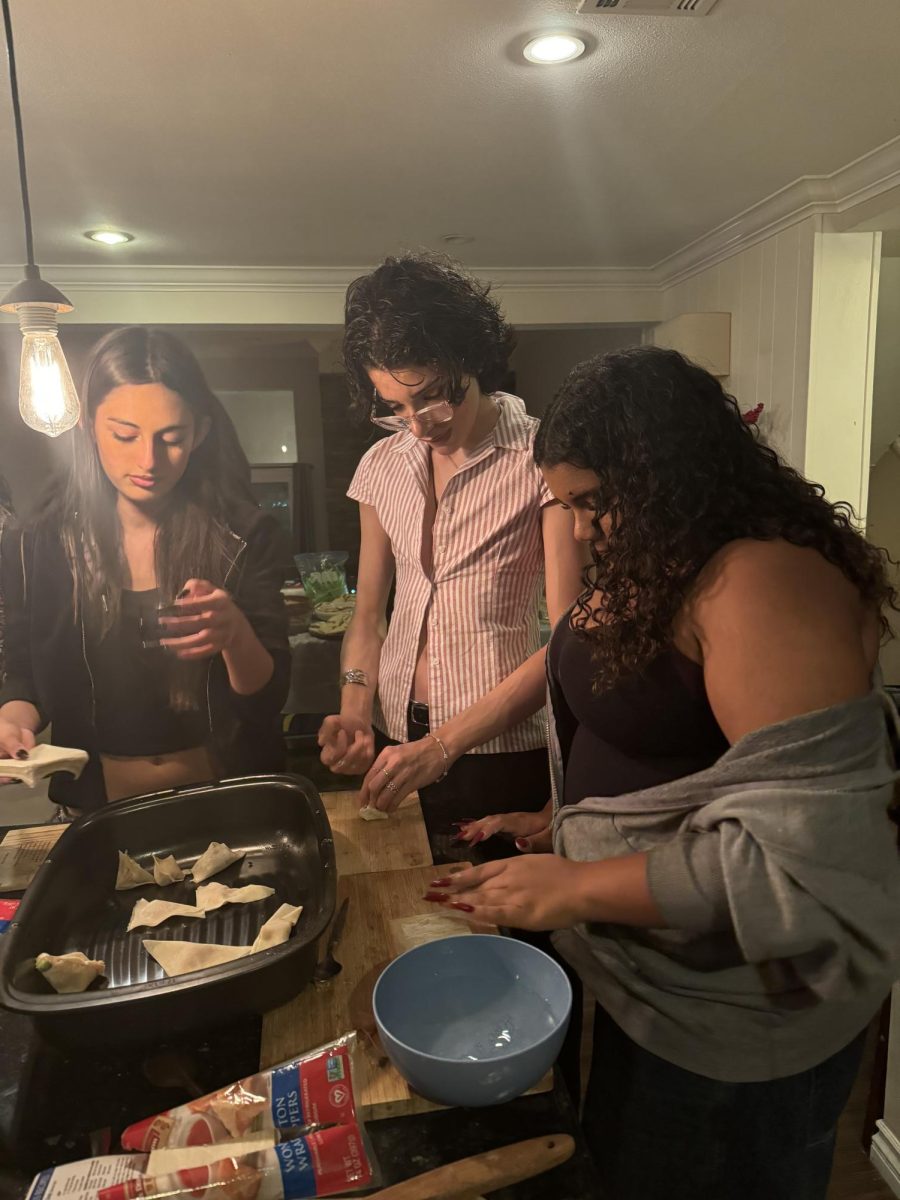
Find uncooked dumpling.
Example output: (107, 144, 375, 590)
(191, 842, 245, 883)
(153, 854, 185, 886)
(195, 882, 275, 913)
(127, 898, 205, 932)
(143, 939, 252, 978)
(115, 851, 155, 890)
(359, 805, 389, 821)
(143, 903, 302, 978)
(251, 903, 303, 952)
(35, 950, 106, 993)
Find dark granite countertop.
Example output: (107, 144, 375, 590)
(0, 1009, 599, 1200)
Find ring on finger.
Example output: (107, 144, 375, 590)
(386, 780, 399, 794)
(335, 758, 345, 770)
(381, 767, 393, 782)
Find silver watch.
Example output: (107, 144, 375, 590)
(340, 669, 369, 688)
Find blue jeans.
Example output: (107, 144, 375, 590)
(583, 1005, 866, 1200)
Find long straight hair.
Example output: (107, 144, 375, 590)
(37, 327, 255, 699)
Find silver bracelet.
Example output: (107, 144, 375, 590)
(340, 669, 369, 688)
(427, 731, 451, 781)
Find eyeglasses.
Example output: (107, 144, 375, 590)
(369, 389, 455, 434)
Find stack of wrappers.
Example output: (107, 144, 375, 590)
(24, 1032, 379, 1200)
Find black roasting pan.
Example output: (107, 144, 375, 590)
(0, 775, 336, 1047)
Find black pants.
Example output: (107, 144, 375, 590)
(376, 703, 583, 1101)
(375, 701, 551, 866)
(583, 1004, 866, 1200)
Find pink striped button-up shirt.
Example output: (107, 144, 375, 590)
(348, 394, 551, 755)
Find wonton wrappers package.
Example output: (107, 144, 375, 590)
(191, 842, 245, 883)
(122, 1032, 362, 1155)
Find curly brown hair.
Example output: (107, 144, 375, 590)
(342, 252, 515, 417)
(534, 346, 898, 692)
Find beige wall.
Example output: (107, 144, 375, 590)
(871, 257, 900, 463)
(661, 217, 819, 469)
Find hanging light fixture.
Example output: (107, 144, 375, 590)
(0, 0, 79, 437)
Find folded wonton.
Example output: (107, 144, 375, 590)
(359, 805, 389, 821)
(194, 882, 275, 913)
(153, 854, 186, 886)
(144, 903, 302, 978)
(251, 903, 303, 952)
(35, 950, 106, 993)
(191, 842, 245, 883)
(127, 898, 205, 932)
(115, 851, 155, 890)
(143, 940, 252, 977)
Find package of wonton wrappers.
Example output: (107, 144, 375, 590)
(121, 1032, 362, 1151)
(100, 1122, 377, 1200)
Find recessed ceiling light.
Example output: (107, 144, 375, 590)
(84, 229, 134, 245)
(523, 34, 586, 64)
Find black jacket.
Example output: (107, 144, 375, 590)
(0, 505, 291, 811)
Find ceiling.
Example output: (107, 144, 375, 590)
(1, 0, 899, 272)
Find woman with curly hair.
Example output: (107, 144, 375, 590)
(318, 253, 585, 858)
(425, 346, 900, 1199)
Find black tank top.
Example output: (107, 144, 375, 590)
(548, 616, 729, 806)
(91, 589, 207, 757)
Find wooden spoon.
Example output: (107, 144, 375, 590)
(367, 1134, 575, 1200)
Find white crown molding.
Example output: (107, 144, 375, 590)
(1, 134, 898, 307)
(655, 133, 900, 288)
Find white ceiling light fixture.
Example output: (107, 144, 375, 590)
(523, 33, 586, 65)
(85, 229, 134, 245)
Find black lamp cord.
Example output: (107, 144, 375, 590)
(1, 0, 36, 271)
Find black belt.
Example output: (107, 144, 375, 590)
(408, 700, 430, 727)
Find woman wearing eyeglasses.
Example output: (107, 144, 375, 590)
(317, 253, 585, 861)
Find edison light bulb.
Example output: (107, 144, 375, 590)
(15, 305, 80, 438)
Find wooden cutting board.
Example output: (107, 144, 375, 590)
(322, 790, 433, 877)
(261, 863, 500, 1118)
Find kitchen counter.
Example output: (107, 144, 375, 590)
(0, 804, 599, 1199)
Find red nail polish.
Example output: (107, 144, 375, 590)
(431, 878, 454, 887)
(450, 902, 475, 913)
(515, 838, 529, 851)
(423, 892, 449, 903)
(470, 831, 486, 844)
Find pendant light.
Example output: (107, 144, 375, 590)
(0, 0, 79, 438)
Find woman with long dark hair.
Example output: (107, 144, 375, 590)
(427, 347, 900, 1199)
(0, 327, 289, 812)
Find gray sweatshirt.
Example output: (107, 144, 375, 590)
(551, 690, 900, 1082)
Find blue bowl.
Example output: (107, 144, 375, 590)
(372, 935, 572, 1108)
